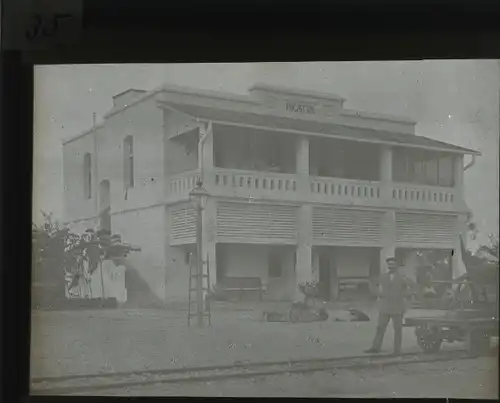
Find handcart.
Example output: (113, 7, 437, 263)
(404, 275, 498, 356)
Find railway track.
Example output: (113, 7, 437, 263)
(31, 349, 486, 395)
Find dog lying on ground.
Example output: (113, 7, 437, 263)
(262, 307, 370, 322)
(333, 308, 371, 322)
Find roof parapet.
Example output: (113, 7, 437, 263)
(248, 82, 346, 103)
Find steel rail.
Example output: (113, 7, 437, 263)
(30, 348, 464, 383)
(31, 350, 427, 384)
(31, 349, 488, 395)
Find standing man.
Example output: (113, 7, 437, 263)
(365, 257, 413, 355)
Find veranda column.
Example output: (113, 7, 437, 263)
(296, 206, 313, 300)
(311, 248, 320, 283)
(453, 155, 467, 210)
(296, 136, 310, 196)
(329, 249, 340, 301)
(379, 145, 393, 202)
(199, 122, 215, 189)
(295, 136, 313, 300)
(379, 145, 396, 274)
(453, 155, 464, 196)
(451, 156, 467, 280)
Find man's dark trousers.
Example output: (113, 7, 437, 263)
(369, 270, 409, 354)
(371, 312, 403, 354)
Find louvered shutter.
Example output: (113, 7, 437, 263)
(313, 207, 383, 246)
(170, 203, 196, 243)
(217, 202, 298, 242)
(396, 212, 456, 247)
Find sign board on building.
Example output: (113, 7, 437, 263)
(285, 102, 315, 115)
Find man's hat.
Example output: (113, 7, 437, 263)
(386, 257, 398, 264)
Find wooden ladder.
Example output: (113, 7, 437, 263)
(187, 253, 212, 326)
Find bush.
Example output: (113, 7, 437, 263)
(32, 211, 141, 304)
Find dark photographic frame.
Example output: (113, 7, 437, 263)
(2, 0, 500, 401)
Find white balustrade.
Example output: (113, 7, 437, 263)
(167, 169, 459, 211)
(167, 170, 201, 202)
(310, 176, 381, 201)
(213, 169, 297, 198)
(391, 183, 456, 207)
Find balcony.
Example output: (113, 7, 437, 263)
(166, 169, 463, 212)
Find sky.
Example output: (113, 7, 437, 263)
(33, 61, 499, 249)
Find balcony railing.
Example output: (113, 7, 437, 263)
(166, 170, 201, 203)
(213, 169, 298, 200)
(166, 169, 461, 211)
(310, 176, 382, 205)
(391, 183, 456, 209)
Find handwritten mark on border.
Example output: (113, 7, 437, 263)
(4, 0, 82, 50)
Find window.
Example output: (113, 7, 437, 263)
(268, 250, 283, 278)
(83, 153, 92, 199)
(404, 154, 412, 182)
(357, 144, 379, 180)
(123, 136, 134, 188)
(412, 157, 425, 184)
(424, 158, 438, 186)
(392, 151, 408, 182)
(394, 150, 454, 186)
(437, 156, 454, 187)
(268, 136, 282, 171)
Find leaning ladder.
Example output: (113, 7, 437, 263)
(187, 253, 212, 326)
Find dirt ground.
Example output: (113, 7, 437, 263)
(71, 357, 498, 398)
(30, 306, 468, 379)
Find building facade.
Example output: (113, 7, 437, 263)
(62, 83, 478, 304)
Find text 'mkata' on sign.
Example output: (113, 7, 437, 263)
(285, 102, 315, 115)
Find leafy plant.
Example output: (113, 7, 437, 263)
(32, 211, 70, 284)
(32, 211, 141, 301)
(477, 234, 499, 263)
(411, 217, 498, 291)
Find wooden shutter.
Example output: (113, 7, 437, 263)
(396, 212, 456, 247)
(217, 202, 298, 243)
(313, 207, 383, 246)
(170, 203, 196, 244)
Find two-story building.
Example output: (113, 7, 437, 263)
(62, 82, 479, 304)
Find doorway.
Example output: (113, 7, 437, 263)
(318, 248, 337, 301)
(318, 254, 330, 300)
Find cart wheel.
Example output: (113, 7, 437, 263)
(467, 330, 491, 356)
(416, 325, 443, 353)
